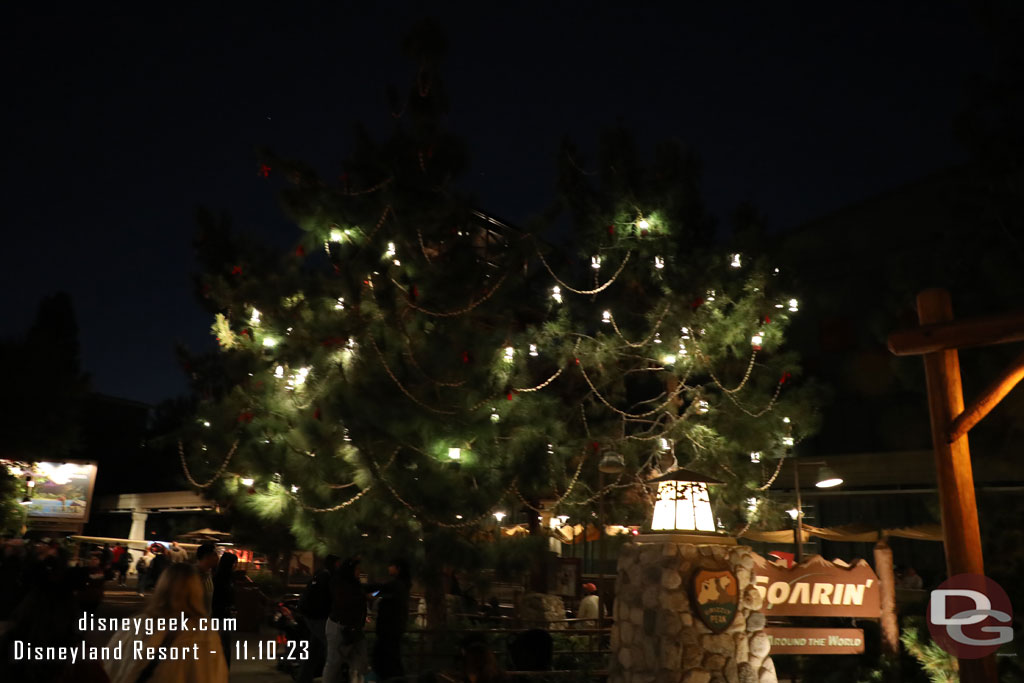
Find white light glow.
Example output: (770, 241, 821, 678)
(782, 436, 795, 446)
(750, 451, 761, 463)
(335, 297, 345, 310)
(329, 229, 344, 242)
(751, 333, 764, 348)
(653, 333, 662, 344)
(262, 337, 278, 348)
(529, 344, 538, 357)
(662, 354, 677, 365)
(651, 480, 716, 532)
(786, 508, 800, 520)
(504, 347, 514, 362)
(291, 485, 299, 493)
(552, 286, 562, 303)
(251, 309, 261, 324)
(274, 366, 284, 379)
(591, 256, 601, 270)
(654, 256, 664, 269)
(602, 310, 611, 323)
(637, 218, 650, 230)
(697, 400, 709, 414)
(660, 438, 670, 451)
(730, 254, 742, 268)
(448, 447, 461, 461)
(788, 298, 799, 312)
(385, 242, 396, 257)
(816, 477, 843, 489)
(241, 477, 254, 487)
(493, 511, 506, 523)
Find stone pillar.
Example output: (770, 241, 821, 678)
(609, 539, 776, 683)
(129, 511, 148, 543)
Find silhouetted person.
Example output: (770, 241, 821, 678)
(212, 551, 238, 667)
(369, 558, 411, 683)
(297, 554, 339, 683)
(324, 557, 369, 683)
(195, 542, 219, 616)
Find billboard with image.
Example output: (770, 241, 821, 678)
(3, 460, 98, 524)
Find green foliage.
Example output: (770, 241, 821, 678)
(179, 22, 817, 597)
(901, 618, 958, 683)
(0, 470, 28, 536)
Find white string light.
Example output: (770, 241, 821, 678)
(503, 346, 514, 363)
(730, 254, 742, 268)
(750, 451, 762, 463)
(654, 256, 664, 270)
(788, 298, 799, 312)
(274, 366, 285, 378)
(591, 255, 601, 270)
(636, 218, 650, 230)
(335, 297, 345, 310)
(602, 310, 612, 323)
(263, 337, 278, 348)
(751, 332, 764, 350)
(551, 286, 562, 303)
(251, 309, 261, 324)
(529, 344, 538, 357)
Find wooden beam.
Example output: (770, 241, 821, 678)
(948, 348, 1024, 443)
(888, 308, 1024, 356)
(916, 289, 996, 683)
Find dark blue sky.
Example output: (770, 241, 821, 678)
(1, 3, 991, 405)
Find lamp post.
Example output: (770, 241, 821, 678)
(646, 468, 734, 544)
(790, 461, 843, 563)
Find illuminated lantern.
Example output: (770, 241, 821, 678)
(648, 468, 723, 534)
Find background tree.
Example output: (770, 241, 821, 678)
(0, 293, 89, 528)
(179, 22, 817, 626)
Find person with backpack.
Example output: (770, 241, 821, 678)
(296, 554, 339, 683)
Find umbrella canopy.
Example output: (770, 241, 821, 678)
(179, 528, 231, 539)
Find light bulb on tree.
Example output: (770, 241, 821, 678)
(262, 337, 278, 348)
(602, 310, 612, 323)
(696, 400, 709, 414)
(493, 511, 506, 523)
(448, 447, 461, 461)
(654, 256, 664, 270)
(329, 229, 344, 243)
(551, 286, 562, 303)
(385, 242, 396, 258)
(529, 344, 538, 357)
(240, 477, 254, 487)
(335, 297, 345, 310)
(751, 332, 764, 350)
(251, 309, 261, 324)
(788, 298, 799, 312)
(730, 254, 742, 268)
(274, 366, 285, 378)
(653, 333, 662, 344)
(636, 218, 650, 230)
(591, 255, 601, 270)
(503, 347, 514, 362)
(661, 354, 677, 365)
(750, 451, 762, 463)
(782, 436, 795, 446)
(660, 438, 670, 451)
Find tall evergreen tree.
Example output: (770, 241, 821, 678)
(180, 22, 817, 624)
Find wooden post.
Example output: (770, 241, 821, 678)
(873, 538, 900, 664)
(916, 289, 996, 683)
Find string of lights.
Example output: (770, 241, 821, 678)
(369, 336, 458, 415)
(403, 269, 510, 317)
(178, 440, 239, 489)
(534, 244, 632, 295)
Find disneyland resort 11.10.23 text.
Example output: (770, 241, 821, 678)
(11, 613, 236, 664)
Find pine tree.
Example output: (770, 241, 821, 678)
(180, 22, 818, 626)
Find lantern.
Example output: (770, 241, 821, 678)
(598, 450, 625, 474)
(648, 468, 723, 534)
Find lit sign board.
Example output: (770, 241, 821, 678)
(3, 460, 98, 523)
(752, 554, 881, 618)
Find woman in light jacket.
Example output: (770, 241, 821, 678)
(104, 562, 228, 683)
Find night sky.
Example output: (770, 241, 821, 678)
(2, 3, 991, 406)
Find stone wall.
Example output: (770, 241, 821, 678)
(610, 540, 777, 683)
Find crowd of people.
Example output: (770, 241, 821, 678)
(1, 536, 570, 683)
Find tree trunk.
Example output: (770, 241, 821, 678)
(874, 538, 901, 681)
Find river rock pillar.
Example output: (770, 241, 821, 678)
(610, 538, 776, 683)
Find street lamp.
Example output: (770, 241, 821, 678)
(791, 461, 844, 562)
(648, 468, 724, 535)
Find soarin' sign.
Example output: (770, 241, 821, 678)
(752, 554, 881, 618)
